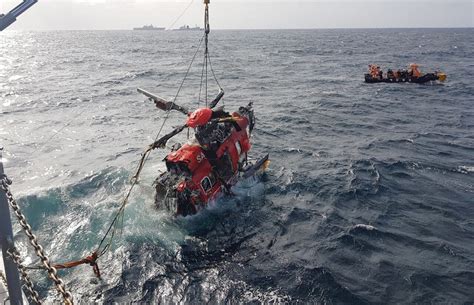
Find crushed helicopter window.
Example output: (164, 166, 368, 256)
(201, 176, 212, 192)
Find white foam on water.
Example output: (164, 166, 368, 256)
(354, 224, 376, 231)
(458, 166, 474, 173)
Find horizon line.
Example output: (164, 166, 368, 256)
(4, 26, 474, 32)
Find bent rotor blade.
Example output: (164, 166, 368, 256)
(151, 124, 187, 149)
(209, 89, 224, 109)
(137, 88, 189, 115)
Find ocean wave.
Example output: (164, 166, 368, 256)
(347, 159, 381, 196)
(2, 28, 473, 303)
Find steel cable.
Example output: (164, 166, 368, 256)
(96, 34, 206, 257)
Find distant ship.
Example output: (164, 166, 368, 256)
(174, 25, 202, 31)
(133, 24, 165, 31)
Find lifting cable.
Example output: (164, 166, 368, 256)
(41, 34, 207, 278)
(131, 33, 205, 183)
(198, 0, 222, 108)
(204, 0, 209, 106)
(207, 50, 223, 91)
(167, 0, 195, 30)
(41, 1, 225, 278)
(198, 48, 206, 107)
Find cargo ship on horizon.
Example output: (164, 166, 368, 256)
(133, 24, 165, 30)
(173, 24, 202, 31)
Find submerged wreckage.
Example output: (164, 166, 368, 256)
(138, 89, 269, 216)
(136, 0, 269, 216)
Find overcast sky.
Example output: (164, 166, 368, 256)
(2, 0, 473, 30)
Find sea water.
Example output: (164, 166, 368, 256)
(1, 28, 473, 303)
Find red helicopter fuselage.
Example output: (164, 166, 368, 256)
(156, 110, 253, 215)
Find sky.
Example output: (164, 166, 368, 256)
(1, 0, 473, 30)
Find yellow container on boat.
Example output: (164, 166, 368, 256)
(437, 72, 447, 82)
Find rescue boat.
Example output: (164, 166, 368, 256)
(364, 72, 446, 83)
(365, 64, 447, 84)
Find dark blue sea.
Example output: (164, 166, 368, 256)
(1, 28, 473, 304)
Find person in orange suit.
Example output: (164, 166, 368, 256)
(409, 63, 422, 78)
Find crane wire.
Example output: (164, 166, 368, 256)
(198, 46, 223, 108)
(198, 50, 206, 107)
(98, 0, 223, 261)
(167, 0, 195, 30)
(207, 49, 223, 91)
(96, 34, 206, 256)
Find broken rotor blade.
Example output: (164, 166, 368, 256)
(137, 88, 189, 115)
(209, 89, 224, 109)
(151, 124, 187, 149)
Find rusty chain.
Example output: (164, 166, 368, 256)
(0, 269, 7, 290)
(7, 247, 42, 304)
(1, 175, 74, 305)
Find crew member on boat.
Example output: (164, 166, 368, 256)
(409, 63, 422, 78)
(387, 69, 395, 80)
(368, 64, 378, 78)
(368, 64, 384, 80)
